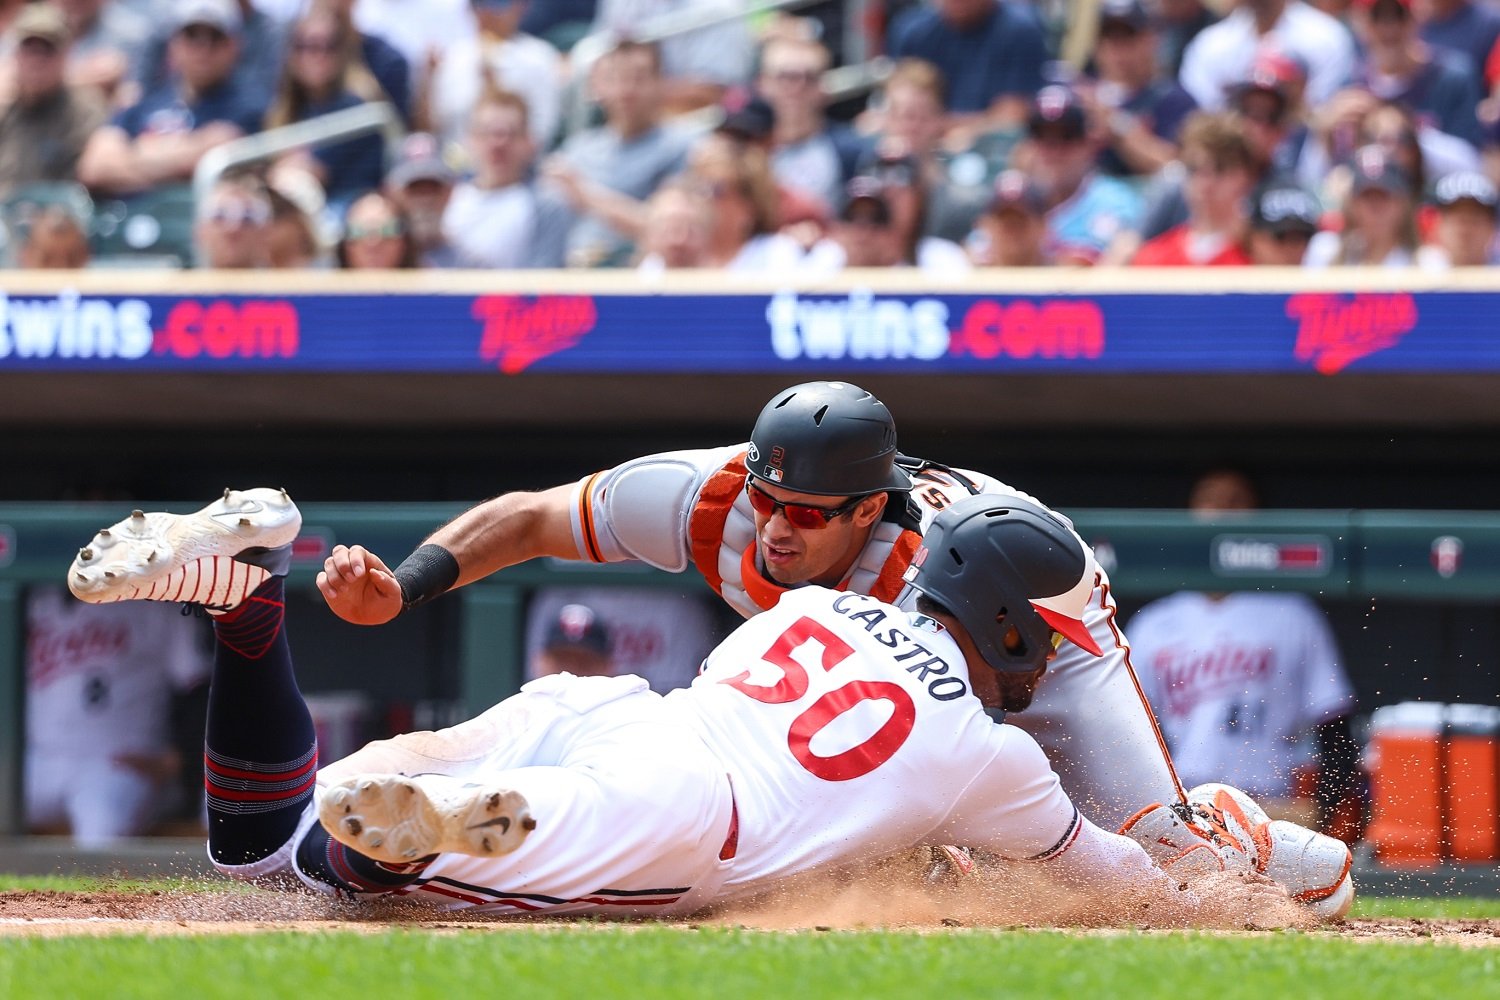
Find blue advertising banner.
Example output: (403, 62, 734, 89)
(0, 286, 1489, 375)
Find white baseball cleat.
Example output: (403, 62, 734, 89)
(317, 773, 536, 865)
(67, 487, 301, 612)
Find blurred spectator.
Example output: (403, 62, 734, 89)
(56, 0, 153, 103)
(635, 177, 712, 273)
(1127, 468, 1360, 834)
(193, 172, 270, 267)
(26, 588, 210, 846)
(76, 0, 267, 196)
(1308, 97, 1478, 209)
(1022, 85, 1143, 266)
(443, 88, 571, 267)
(1178, 0, 1356, 112)
(529, 603, 614, 678)
(1133, 51, 1301, 245)
(755, 33, 864, 216)
(1246, 179, 1323, 264)
(848, 148, 971, 273)
(427, 0, 561, 154)
(965, 169, 1049, 266)
(265, 185, 322, 267)
(352, 0, 475, 90)
(385, 131, 460, 267)
(1416, 0, 1500, 96)
(684, 131, 803, 272)
(545, 39, 690, 266)
(1231, 51, 1316, 184)
(336, 189, 417, 266)
(263, 1, 386, 213)
(803, 175, 902, 269)
(524, 586, 721, 692)
(1155, 0, 1219, 77)
(885, 0, 1048, 132)
(1132, 112, 1254, 266)
(1340, 0, 1482, 149)
(1305, 144, 1420, 265)
(324, 0, 409, 121)
(1082, 0, 1198, 179)
(16, 205, 92, 267)
(869, 59, 991, 246)
(592, 0, 753, 114)
(137, 0, 289, 109)
(1417, 169, 1500, 265)
(0, 4, 107, 200)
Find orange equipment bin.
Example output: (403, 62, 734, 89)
(1366, 702, 1500, 868)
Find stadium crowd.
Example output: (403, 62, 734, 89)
(4, 0, 1500, 270)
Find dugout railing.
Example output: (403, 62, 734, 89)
(3, 503, 1500, 835)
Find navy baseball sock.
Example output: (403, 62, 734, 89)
(202, 577, 320, 867)
(295, 824, 435, 895)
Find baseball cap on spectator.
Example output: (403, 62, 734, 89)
(718, 95, 776, 144)
(385, 132, 456, 190)
(985, 170, 1047, 217)
(1028, 85, 1087, 141)
(1354, 0, 1412, 17)
(1348, 145, 1411, 196)
(1098, 0, 1151, 32)
(11, 3, 70, 46)
(841, 176, 893, 225)
(1431, 171, 1499, 214)
(1251, 181, 1322, 236)
(543, 604, 612, 658)
(1229, 50, 1306, 119)
(172, 0, 242, 36)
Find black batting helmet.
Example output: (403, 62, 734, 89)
(902, 495, 1103, 673)
(746, 382, 913, 496)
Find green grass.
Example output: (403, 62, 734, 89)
(1, 926, 1495, 1000)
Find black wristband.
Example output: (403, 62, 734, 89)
(393, 544, 461, 610)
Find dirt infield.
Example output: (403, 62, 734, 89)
(1, 888, 1496, 944)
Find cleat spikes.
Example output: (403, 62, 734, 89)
(223, 487, 232, 500)
(131, 509, 145, 519)
(239, 517, 251, 526)
(521, 815, 536, 832)
(79, 548, 93, 560)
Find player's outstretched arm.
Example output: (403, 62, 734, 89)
(318, 485, 581, 625)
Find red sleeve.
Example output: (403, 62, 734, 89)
(1131, 229, 1186, 266)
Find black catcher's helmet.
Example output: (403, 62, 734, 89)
(902, 495, 1104, 673)
(746, 382, 913, 496)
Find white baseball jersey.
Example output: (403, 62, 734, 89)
(25, 586, 209, 843)
(1126, 591, 1355, 799)
(563, 444, 1183, 828)
(26, 586, 207, 758)
(523, 585, 720, 692)
(272, 588, 1174, 915)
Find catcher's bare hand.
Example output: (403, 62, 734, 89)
(317, 544, 402, 625)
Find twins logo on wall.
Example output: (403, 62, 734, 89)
(473, 295, 598, 373)
(1286, 293, 1419, 374)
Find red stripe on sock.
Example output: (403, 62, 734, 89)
(205, 772, 317, 802)
(204, 752, 318, 783)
